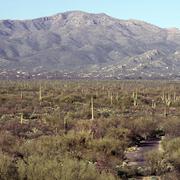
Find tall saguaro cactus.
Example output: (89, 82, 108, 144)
(164, 93, 172, 117)
(20, 91, 23, 100)
(110, 93, 113, 105)
(39, 85, 42, 102)
(151, 100, 156, 118)
(152, 100, 156, 109)
(132, 90, 138, 107)
(161, 91, 165, 102)
(91, 96, 94, 120)
(20, 113, 23, 124)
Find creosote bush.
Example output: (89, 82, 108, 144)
(145, 150, 170, 175)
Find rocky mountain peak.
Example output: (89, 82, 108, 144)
(0, 11, 180, 79)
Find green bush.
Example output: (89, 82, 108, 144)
(162, 137, 180, 170)
(145, 150, 169, 175)
(0, 131, 18, 153)
(162, 117, 180, 137)
(0, 153, 14, 180)
(17, 155, 116, 180)
(89, 137, 126, 158)
(61, 94, 84, 103)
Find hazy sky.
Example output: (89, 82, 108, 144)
(0, 0, 179, 28)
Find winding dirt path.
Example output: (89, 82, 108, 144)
(125, 137, 163, 167)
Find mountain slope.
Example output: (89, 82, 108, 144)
(0, 11, 180, 79)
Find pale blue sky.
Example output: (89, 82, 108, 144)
(0, 0, 179, 28)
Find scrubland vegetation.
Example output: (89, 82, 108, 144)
(0, 80, 179, 179)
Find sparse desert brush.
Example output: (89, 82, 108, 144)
(121, 116, 159, 140)
(0, 131, 18, 153)
(162, 117, 180, 137)
(162, 137, 180, 154)
(0, 80, 179, 179)
(89, 137, 127, 159)
(0, 153, 14, 180)
(161, 171, 180, 180)
(75, 119, 93, 131)
(17, 155, 117, 180)
(106, 127, 131, 142)
(162, 137, 180, 171)
(145, 150, 170, 175)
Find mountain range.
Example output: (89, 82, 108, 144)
(0, 11, 180, 79)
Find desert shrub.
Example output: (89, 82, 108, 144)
(172, 100, 180, 107)
(18, 130, 92, 159)
(106, 128, 130, 142)
(162, 117, 180, 137)
(170, 149, 180, 170)
(59, 157, 116, 180)
(44, 113, 63, 127)
(0, 131, 18, 153)
(0, 153, 16, 180)
(0, 120, 53, 138)
(119, 95, 132, 110)
(69, 104, 100, 120)
(61, 94, 84, 103)
(89, 138, 126, 158)
(161, 171, 180, 180)
(116, 165, 143, 178)
(17, 155, 116, 180)
(145, 150, 170, 175)
(17, 155, 62, 180)
(162, 137, 180, 154)
(162, 137, 180, 170)
(60, 130, 92, 154)
(90, 118, 122, 138)
(75, 120, 92, 131)
(123, 117, 158, 140)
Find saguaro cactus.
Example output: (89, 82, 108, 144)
(164, 93, 172, 117)
(152, 100, 156, 109)
(132, 90, 138, 107)
(20, 113, 23, 124)
(20, 91, 23, 100)
(151, 100, 156, 117)
(39, 85, 42, 102)
(91, 96, 94, 120)
(110, 93, 113, 105)
(161, 91, 165, 102)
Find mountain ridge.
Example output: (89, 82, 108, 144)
(0, 11, 180, 79)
